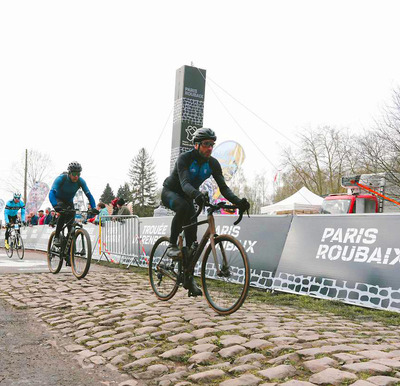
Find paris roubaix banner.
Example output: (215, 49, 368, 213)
(273, 213, 400, 312)
(135, 214, 293, 289)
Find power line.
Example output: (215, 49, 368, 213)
(150, 106, 174, 159)
(197, 68, 314, 206)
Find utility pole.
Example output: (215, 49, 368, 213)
(24, 149, 28, 203)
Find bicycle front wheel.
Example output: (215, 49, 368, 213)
(47, 231, 63, 274)
(70, 228, 92, 279)
(15, 234, 24, 260)
(201, 234, 250, 315)
(6, 238, 13, 258)
(149, 236, 181, 301)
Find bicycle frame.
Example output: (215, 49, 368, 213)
(55, 211, 82, 257)
(8, 221, 22, 239)
(182, 208, 223, 276)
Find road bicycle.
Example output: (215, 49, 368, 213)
(47, 209, 94, 279)
(5, 220, 25, 260)
(149, 198, 250, 315)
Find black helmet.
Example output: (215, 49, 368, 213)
(67, 161, 82, 173)
(193, 128, 217, 143)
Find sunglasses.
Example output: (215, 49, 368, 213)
(71, 172, 81, 177)
(200, 141, 215, 148)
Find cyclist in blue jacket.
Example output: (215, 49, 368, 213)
(4, 192, 26, 249)
(49, 161, 96, 247)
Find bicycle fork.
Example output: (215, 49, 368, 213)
(208, 216, 230, 278)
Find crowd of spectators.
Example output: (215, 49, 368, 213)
(26, 207, 57, 227)
(5, 197, 133, 228)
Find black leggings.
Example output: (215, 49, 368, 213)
(55, 202, 75, 238)
(5, 216, 18, 241)
(161, 187, 196, 247)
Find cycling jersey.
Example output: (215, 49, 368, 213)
(163, 149, 240, 204)
(4, 199, 26, 224)
(49, 173, 96, 209)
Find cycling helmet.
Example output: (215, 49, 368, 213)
(192, 128, 217, 143)
(67, 161, 82, 173)
(13, 192, 21, 199)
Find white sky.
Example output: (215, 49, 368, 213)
(1, 0, 400, 211)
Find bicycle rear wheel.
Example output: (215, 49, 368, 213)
(70, 228, 92, 279)
(6, 237, 13, 258)
(15, 234, 24, 260)
(201, 234, 250, 315)
(47, 231, 63, 273)
(149, 236, 181, 300)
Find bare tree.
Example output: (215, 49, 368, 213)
(275, 126, 361, 201)
(357, 86, 400, 187)
(3, 149, 54, 195)
(225, 167, 271, 214)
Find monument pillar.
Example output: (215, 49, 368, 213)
(170, 65, 206, 171)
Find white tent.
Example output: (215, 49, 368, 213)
(260, 186, 323, 214)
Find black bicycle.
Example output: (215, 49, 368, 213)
(47, 209, 94, 279)
(5, 220, 25, 260)
(149, 198, 250, 315)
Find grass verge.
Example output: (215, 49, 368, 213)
(96, 259, 400, 327)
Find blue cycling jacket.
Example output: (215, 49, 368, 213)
(49, 173, 96, 209)
(4, 199, 26, 224)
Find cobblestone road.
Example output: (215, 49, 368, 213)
(1, 270, 400, 386)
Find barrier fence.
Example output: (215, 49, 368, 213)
(2, 213, 400, 313)
(98, 215, 140, 266)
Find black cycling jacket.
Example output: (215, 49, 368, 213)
(163, 149, 240, 204)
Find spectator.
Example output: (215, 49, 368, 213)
(38, 210, 45, 225)
(44, 207, 52, 225)
(111, 197, 119, 215)
(26, 213, 32, 226)
(49, 211, 58, 228)
(86, 203, 95, 221)
(117, 198, 131, 216)
(88, 202, 109, 225)
(47, 210, 56, 227)
(30, 212, 39, 226)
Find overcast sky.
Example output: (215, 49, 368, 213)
(1, 0, 400, 211)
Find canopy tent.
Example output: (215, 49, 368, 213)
(261, 186, 323, 214)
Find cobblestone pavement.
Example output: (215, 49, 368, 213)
(1, 271, 400, 386)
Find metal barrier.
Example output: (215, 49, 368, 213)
(97, 215, 142, 266)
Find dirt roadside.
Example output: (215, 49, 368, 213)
(0, 292, 132, 386)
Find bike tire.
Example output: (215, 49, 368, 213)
(201, 234, 250, 315)
(149, 236, 181, 301)
(70, 228, 92, 279)
(47, 231, 63, 274)
(6, 238, 13, 258)
(15, 234, 24, 260)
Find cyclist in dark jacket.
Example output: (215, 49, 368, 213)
(162, 128, 250, 296)
(49, 161, 96, 247)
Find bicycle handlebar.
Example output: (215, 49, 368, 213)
(190, 195, 249, 225)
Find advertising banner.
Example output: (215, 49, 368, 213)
(274, 214, 400, 311)
(26, 182, 49, 215)
(138, 214, 293, 288)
